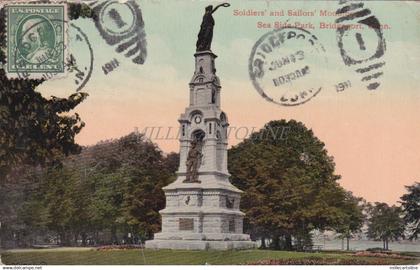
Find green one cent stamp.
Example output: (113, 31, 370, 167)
(6, 4, 67, 79)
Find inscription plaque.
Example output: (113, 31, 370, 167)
(179, 218, 194, 230)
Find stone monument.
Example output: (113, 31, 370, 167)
(145, 4, 255, 250)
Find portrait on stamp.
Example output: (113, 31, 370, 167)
(6, 4, 67, 79)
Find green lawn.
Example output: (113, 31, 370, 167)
(1, 248, 419, 265)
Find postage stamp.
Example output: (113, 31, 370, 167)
(249, 27, 327, 106)
(5, 4, 67, 79)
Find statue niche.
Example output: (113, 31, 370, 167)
(184, 130, 205, 183)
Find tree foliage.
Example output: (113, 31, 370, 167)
(334, 192, 365, 250)
(400, 182, 420, 240)
(228, 120, 355, 250)
(0, 132, 176, 248)
(366, 202, 405, 250)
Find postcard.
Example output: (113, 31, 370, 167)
(0, 0, 419, 267)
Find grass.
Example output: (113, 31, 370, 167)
(1, 248, 419, 265)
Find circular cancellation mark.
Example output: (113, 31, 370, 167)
(249, 27, 327, 106)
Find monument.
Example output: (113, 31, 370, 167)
(145, 4, 255, 250)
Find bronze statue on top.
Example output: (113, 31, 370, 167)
(196, 3, 230, 52)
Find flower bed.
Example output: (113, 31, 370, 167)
(353, 251, 414, 260)
(96, 244, 143, 251)
(246, 257, 390, 265)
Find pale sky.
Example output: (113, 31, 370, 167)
(37, 0, 420, 205)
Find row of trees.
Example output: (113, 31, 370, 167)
(0, 133, 178, 247)
(228, 120, 419, 250)
(1, 120, 418, 250)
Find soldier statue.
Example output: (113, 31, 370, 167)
(184, 140, 203, 183)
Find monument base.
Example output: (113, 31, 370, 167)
(145, 239, 256, 250)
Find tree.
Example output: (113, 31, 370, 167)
(0, 165, 45, 248)
(0, 3, 93, 179)
(117, 133, 172, 241)
(400, 182, 420, 240)
(163, 152, 180, 174)
(228, 120, 348, 250)
(334, 192, 365, 250)
(42, 167, 75, 246)
(367, 202, 405, 250)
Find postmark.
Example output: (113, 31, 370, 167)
(6, 4, 67, 79)
(10, 20, 93, 95)
(102, 58, 119, 75)
(65, 22, 94, 92)
(90, 0, 147, 65)
(249, 27, 327, 106)
(335, 2, 386, 90)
